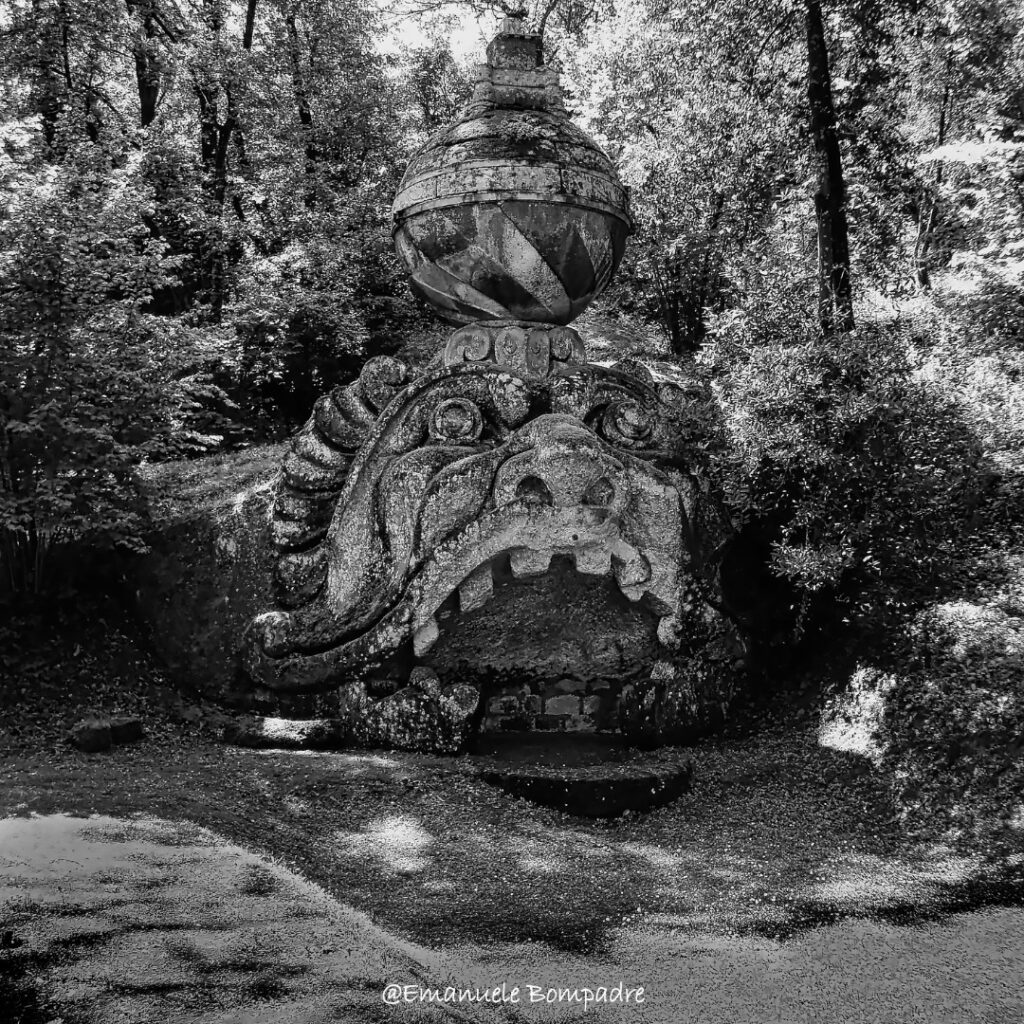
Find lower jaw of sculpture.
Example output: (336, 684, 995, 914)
(242, 508, 740, 755)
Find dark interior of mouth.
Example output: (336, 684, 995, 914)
(413, 552, 664, 736)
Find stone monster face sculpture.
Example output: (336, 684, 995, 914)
(242, 18, 745, 752)
(244, 324, 743, 752)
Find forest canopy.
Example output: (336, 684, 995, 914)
(1, 0, 1022, 598)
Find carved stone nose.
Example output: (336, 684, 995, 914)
(493, 415, 625, 510)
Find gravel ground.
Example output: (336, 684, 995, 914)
(2, 813, 1023, 1023)
(3, 613, 1024, 1021)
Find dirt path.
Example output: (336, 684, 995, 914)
(2, 813, 1023, 1023)
(0, 813, 488, 1024)
(4, 713, 1024, 1023)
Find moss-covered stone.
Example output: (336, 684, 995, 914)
(134, 446, 283, 701)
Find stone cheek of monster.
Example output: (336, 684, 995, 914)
(241, 17, 746, 754)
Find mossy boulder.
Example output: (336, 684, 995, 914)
(134, 446, 283, 703)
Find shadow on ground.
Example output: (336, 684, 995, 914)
(4, 717, 1023, 958)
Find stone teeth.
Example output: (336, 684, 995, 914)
(574, 544, 611, 576)
(617, 583, 646, 603)
(412, 618, 440, 656)
(640, 575, 677, 617)
(458, 563, 494, 613)
(613, 552, 651, 588)
(656, 614, 682, 650)
(509, 547, 553, 578)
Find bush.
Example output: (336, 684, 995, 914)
(227, 198, 427, 431)
(822, 596, 1024, 856)
(0, 145, 230, 598)
(698, 310, 989, 637)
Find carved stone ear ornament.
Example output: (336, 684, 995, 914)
(428, 397, 485, 445)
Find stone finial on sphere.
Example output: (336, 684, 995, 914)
(391, 19, 634, 326)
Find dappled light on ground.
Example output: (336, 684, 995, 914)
(5, 711, 1024, 1017)
(508, 835, 570, 875)
(799, 850, 981, 908)
(251, 749, 402, 769)
(5, 813, 1023, 1023)
(0, 814, 451, 1024)
(6, 717, 1023, 956)
(334, 814, 434, 874)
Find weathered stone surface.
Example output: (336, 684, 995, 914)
(68, 718, 112, 753)
(430, 559, 659, 724)
(239, 354, 745, 749)
(444, 321, 586, 378)
(473, 734, 695, 817)
(133, 359, 412, 702)
(545, 694, 582, 716)
(479, 760, 693, 817)
(338, 676, 481, 755)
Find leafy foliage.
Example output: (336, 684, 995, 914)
(0, 143, 233, 594)
(565, 0, 795, 352)
(696, 308, 987, 632)
(824, 594, 1024, 855)
(0, 0, 441, 594)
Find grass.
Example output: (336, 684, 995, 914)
(4, 618, 1019, 962)
(2, 605, 1022, 961)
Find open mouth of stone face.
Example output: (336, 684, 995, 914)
(246, 402, 694, 701)
(398, 501, 682, 662)
(419, 550, 666, 733)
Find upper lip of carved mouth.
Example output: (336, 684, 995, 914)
(398, 498, 671, 657)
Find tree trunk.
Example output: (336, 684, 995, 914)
(915, 77, 950, 291)
(32, 1, 64, 148)
(285, 10, 319, 208)
(192, 0, 243, 319)
(805, 0, 854, 334)
(129, 1, 162, 126)
(243, 0, 257, 49)
(194, 79, 237, 318)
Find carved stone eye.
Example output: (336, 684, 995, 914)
(430, 398, 484, 444)
(601, 399, 654, 449)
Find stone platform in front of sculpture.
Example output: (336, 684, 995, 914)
(472, 732, 695, 817)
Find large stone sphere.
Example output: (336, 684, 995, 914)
(392, 28, 633, 327)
